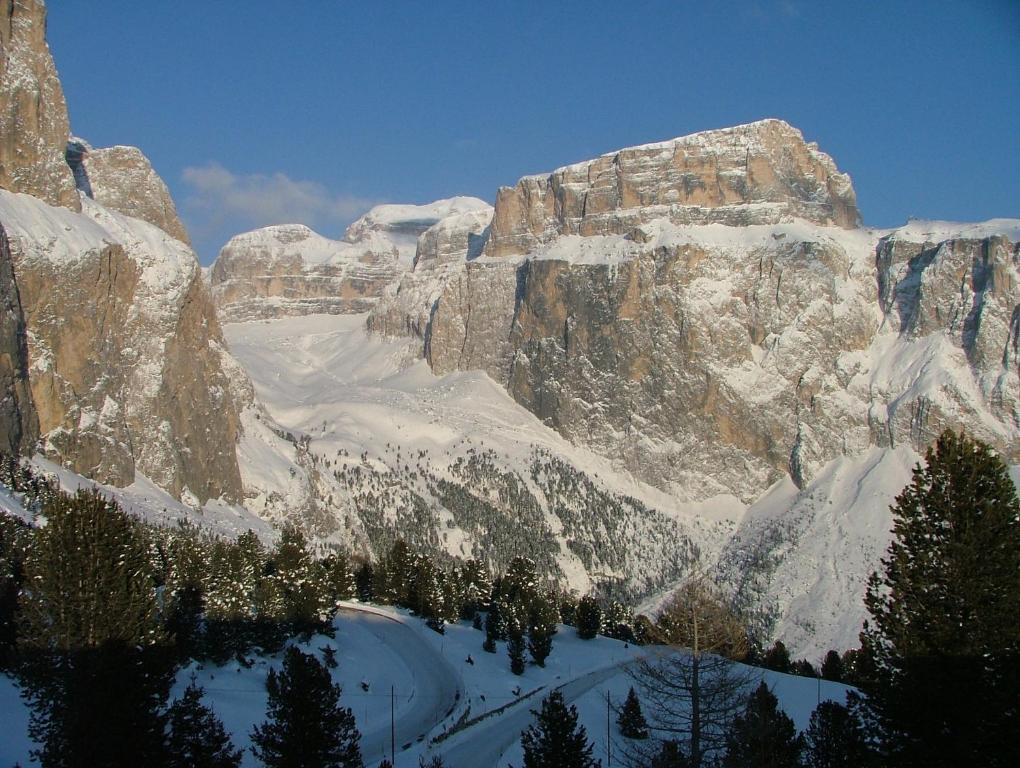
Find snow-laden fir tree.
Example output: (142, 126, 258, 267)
(527, 592, 558, 667)
(802, 700, 875, 768)
(575, 595, 602, 640)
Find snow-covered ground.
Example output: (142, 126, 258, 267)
(0, 605, 854, 767)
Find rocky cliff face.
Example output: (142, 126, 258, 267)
(211, 198, 491, 323)
(86, 143, 191, 244)
(367, 206, 493, 342)
(0, 0, 78, 210)
(0, 221, 38, 455)
(486, 119, 859, 259)
(0, 189, 244, 503)
(418, 123, 1019, 502)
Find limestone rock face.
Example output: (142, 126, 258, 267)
(367, 206, 493, 342)
(486, 119, 858, 259)
(86, 144, 191, 244)
(0, 0, 78, 210)
(0, 221, 37, 455)
(209, 224, 403, 322)
(0, 189, 243, 502)
(421, 123, 1019, 502)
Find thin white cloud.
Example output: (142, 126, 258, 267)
(180, 162, 377, 243)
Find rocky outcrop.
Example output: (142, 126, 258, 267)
(86, 144, 191, 244)
(0, 221, 37, 455)
(486, 119, 859, 259)
(0, 189, 243, 502)
(367, 206, 493, 342)
(209, 225, 402, 322)
(0, 0, 78, 210)
(212, 198, 492, 323)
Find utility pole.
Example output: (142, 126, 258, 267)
(391, 685, 396, 766)
(606, 690, 612, 767)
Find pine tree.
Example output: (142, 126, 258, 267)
(762, 641, 791, 673)
(617, 687, 649, 739)
(802, 700, 875, 768)
(251, 646, 363, 768)
(650, 741, 690, 768)
(271, 525, 330, 634)
(819, 651, 843, 682)
(322, 552, 356, 608)
(575, 595, 602, 640)
(17, 490, 173, 768)
(520, 690, 601, 768)
(527, 593, 558, 667)
(508, 626, 526, 675)
(166, 681, 242, 768)
(721, 682, 801, 768)
(861, 430, 1020, 767)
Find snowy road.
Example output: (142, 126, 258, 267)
(337, 604, 462, 766)
(437, 660, 633, 768)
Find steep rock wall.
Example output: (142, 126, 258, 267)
(0, 221, 37, 454)
(0, 0, 77, 210)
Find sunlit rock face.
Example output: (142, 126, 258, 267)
(0, 190, 245, 503)
(0, 0, 79, 210)
(418, 121, 1018, 501)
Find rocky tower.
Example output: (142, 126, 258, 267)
(0, 0, 245, 503)
(0, 0, 78, 211)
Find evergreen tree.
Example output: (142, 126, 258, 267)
(617, 687, 649, 739)
(819, 651, 843, 683)
(0, 513, 27, 668)
(520, 690, 601, 768)
(649, 741, 690, 768)
(459, 558, 491, 619)
(17, 490, 173, 768)
(802, 700, 875, 768)
(322, 552, 356, 608)
(527, 593, 558, 667)
(762, 641, 791, 673)
(508, 626, 526, 675)
(354, 561, 374, 603)
(575, 595, 602, 640)
(271, 525, 330, 634)
(790, 659, 816, 678)
(251, 646, 363, 768)
(166, 681, 242, 768)
(861, 430, 1020, 767)
(721, 682, 801, 768)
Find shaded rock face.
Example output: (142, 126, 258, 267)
(0, 0, 78, 211)
(0, 222, 38, 454)
(86, 144, 191, 244)
(486, 119, 859, 259)
(367, 207, 493, 342)
(0, 190, 243, 502)
(210, 225, 402, 322)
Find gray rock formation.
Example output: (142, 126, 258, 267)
(486, 119, 858, 259)
(0, 0, 78, 211)
(0, 190, 244, 503)
(0, 221, 38, 455)
(86, 144, 191, 244)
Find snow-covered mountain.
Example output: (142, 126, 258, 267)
(2, 0, 1017, 660)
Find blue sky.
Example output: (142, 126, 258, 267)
(47, 0, 1019, 263)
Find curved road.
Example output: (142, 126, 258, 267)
(436, 660, 632, 768)
(337, 604, 462, 766)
